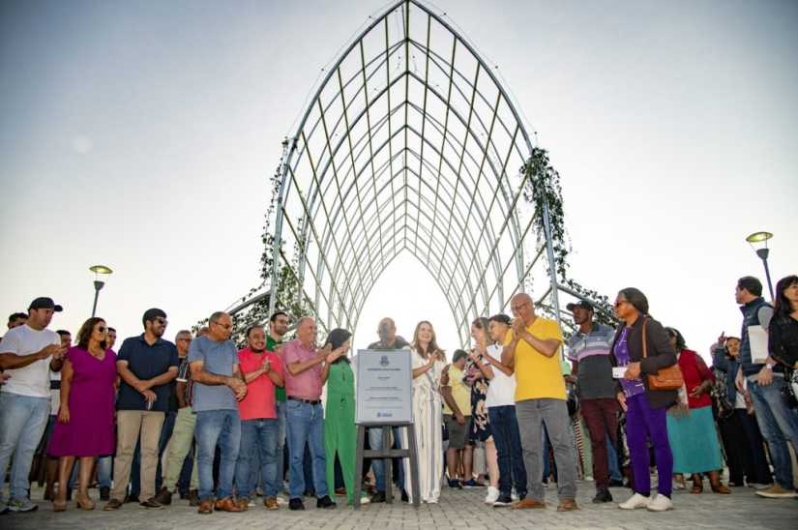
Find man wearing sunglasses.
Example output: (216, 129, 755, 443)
(104, 308, 179, 511)
(188, 311, 248, 514)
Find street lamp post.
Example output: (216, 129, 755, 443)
(90, 265, 113, 317)
(745, 232, 774, 301)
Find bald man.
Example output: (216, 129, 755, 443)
(502, 293, 578, 512)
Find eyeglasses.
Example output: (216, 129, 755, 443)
(212, 320, 233, 330)
(155, 318, 168, 325)
(177, 337, 192, 342)
(96, 326, 107, 333)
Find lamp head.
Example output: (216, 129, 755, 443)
(745, 232, 773, 244)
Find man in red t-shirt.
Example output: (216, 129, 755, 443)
(234, 325, 284, 510)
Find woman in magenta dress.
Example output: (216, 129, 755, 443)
(48, 317, 117, 511)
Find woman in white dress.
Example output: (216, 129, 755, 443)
(402, 321, 446, 504)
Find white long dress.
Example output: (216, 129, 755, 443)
(401, 349, 445, 503)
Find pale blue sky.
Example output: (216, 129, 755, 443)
(1, 0, 796, 357)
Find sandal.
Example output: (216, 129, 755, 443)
(53, 500, 67, 512)
(711, 483, 731, 494)
(690, 475, 703, 494)
(76, 494, 96, 510)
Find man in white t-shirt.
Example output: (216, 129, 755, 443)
(0, 297, 66, 514)
(474, 314, 527, 507)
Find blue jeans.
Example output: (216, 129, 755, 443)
(195, 409, 241, 501)
(286, 400, 328, 499)
(276, 400, 287, 492)
(368, 426, 405, 492)
(488, 406, 527, 498)
(748, 377, 798, 489)
(0, 392, 50, 500)
(606, 435, 622, 482)
(235, 419, 279, 498)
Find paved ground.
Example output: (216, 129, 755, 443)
(3, 481, 796, 530)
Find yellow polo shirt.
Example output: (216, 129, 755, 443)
(442, 365, 471, 415)
(508, 317, 566, 401)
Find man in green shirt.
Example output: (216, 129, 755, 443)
(268, 312, 290, 500)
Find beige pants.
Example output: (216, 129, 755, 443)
(110, 410, 165, 501)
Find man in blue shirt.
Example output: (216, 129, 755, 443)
(734, 276, 798, 499)
(104, 308, 178, 510)
(189, 311, 247, 514)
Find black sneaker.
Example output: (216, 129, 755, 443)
(592, 489, 613, 504)
(99, 486, 110, 501)
(316, 495, 336, 509)
(139, 497, 163, 509)
(401, 490, 409, 503)
(370, 491, 386, 503)
(289, 498, 305, 511)
(448, 479, 463, 489)
(492, 494, 513, 507)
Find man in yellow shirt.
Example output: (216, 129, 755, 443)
(501, 293, 578, 512)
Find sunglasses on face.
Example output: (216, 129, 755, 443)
(96, 326, 107, 333)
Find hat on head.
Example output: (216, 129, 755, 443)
(28, 297, 63, 312)
(566, 300, 594, 312)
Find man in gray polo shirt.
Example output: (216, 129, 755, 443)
(566, 300, 618, 504)
(189, 311, 247, 514)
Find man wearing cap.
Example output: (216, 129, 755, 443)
(0, 297, 66, 513)
(565, 300, 618, 504)
(104, 308, 179, 511)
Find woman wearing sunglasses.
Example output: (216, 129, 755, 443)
(48, 317, 117, 511)
(609, 288, 678, 512)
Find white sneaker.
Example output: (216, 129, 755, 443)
(646, 494, 673, 512)
(485, 486, 500, 504)
(510, 488, 519, 501)
(618, 493, 651, 510)
(359, 496, 371, 505)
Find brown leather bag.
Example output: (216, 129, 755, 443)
(642, 318, 684, 391)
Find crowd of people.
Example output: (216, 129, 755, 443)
(0, 273, 797, 517)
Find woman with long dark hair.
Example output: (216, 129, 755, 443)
(769, 275, 798, 372)
(322, 328, 358, 505)
(48, 317, 117, 511)
(402, 321, 446, 504)
(664, 327, 729, 494)
(609, 288, 677, 512)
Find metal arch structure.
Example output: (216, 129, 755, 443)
(265, 0, 562, 347)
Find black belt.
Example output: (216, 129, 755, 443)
(288, 396, 321, 405)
